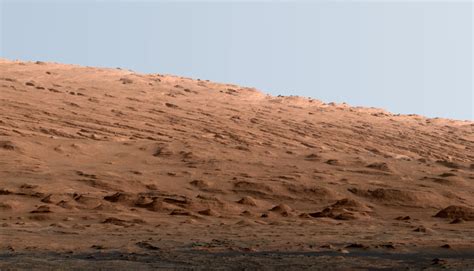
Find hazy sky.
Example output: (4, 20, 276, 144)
(1, 0, 472, 120)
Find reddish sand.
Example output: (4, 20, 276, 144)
(0, 59, 473, 259)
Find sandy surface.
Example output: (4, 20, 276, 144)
(0, 59, 473, 269)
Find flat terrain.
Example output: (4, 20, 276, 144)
(0, 59, 473, 269)
(1, 250, 474, 270)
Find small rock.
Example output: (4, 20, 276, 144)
(119, 78, 133, 84)
(320, 244, 335, 249)
(91, 245, 104, 250)
(450, 218, 465, 224)
(413, 226, 432, 233)
(325, 159, 339, 165)
(432, 258, 447, 265)
(31, 205, 51, 213)
(165, 103, 178, 108)
(345, 243, 369, 249)
(136, 241, 159, 250)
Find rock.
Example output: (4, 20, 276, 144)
(119, 78, 133, 84)
(325, 159, 339, 165)
(310, 198, 372, 220)
(320, 244, 335, 249)
(136, 241, 160, 250)
(0, 141, 17, 151)
(169, 209, 193, 216)
(198, 208, 219, 216)
(366, 162, 391, 171)
(237, 196, 257, 206)
(450, 218, 465, 224)
(345, 243, 369, 249)
(269, 204, 292, 213)
(432, 258, 447, 265)
(434, 205, 474, 221)
(30, 205, 51, 213)
(413, 226, 432, 233)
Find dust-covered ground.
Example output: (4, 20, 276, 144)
(0, 59, 473, 270)
(1, 249, 474, 270)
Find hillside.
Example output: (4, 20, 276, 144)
(0, 59, 473, 259)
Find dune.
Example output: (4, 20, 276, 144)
(0, 59, 473, 261)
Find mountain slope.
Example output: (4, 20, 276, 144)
(0, 59, 473, 253)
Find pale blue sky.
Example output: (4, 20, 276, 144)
(1, 0, 472, 120)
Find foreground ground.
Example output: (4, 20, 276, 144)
(0, 59, 473, 269)
(2, 249, 474, 270)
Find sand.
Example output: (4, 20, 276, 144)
(0, 58, 473, 269)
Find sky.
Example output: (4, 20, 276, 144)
(0, 0, 472, 120)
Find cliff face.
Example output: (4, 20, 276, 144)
(0, 59, 473, 252)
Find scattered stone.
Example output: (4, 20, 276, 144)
(439, 172, 456, 177)
(165, 103, 179, 108)
(41, 194, 53, 203)
(366, 162, 390, 171)
(310, 198, 371, 220)
(320, 244, 335, 249)
(450, 218, 465, 224)
(305, 153, 320, 161)
(198, 208, 219, 216)
(0, 203, 12, 210)
(237, 196, 257, 206)
(270, 204, 292, 213)
(0, 141, 16, 151)
(434, 205, 474, 221)
(436, 160, 460, 169)
(119, 78, 133, 84)
(413, 226, 432, 233)
(432, 258, 447, 265)
(379, 244, 396, 249)
(169, 209, 193, 216)
(345, 243, 369, 249)
(325, 159, 339, 165)
(136, 241, 160, 250)
(91, 245, 104, 250)
(30, 205, 51, 213)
